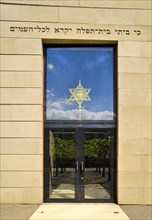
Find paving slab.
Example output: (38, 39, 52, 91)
(0, 205, 40, 220)
(29, 203, 130, 220)
(120, 205, 152, 220)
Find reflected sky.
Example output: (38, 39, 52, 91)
(46, 47, 114, 120)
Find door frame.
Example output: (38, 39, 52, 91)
(43, 44, 117, 202)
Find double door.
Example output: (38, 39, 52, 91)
(44, 127, 115, 202)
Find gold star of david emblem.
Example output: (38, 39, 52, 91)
(69, 80, 91, 109)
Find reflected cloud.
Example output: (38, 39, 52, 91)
(46, 108, 114, 120)
(46, 88, 114, 120)
(46, 89, 54, 99)
(48, 98, 73, 110)
(47, 63, 54, 70)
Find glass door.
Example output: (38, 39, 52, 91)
(44, 127, 115, 202)
(44, 45, 116, 202)
(45, 128, 76, 200)
(83, 128, 115, 201)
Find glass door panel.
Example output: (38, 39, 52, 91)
(84, 129, 113, 200)
(45, 47, 115, 122)
(44, 127, 115, 202)
(48, 129, 76, 199)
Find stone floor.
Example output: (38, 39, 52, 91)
(1, 204, 152, 220)
(121, 205, 152, 220)
(50, 183, 110, 199)
(29, 203, 130, 220)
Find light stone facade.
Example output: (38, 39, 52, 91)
(0, 0, 151, 204)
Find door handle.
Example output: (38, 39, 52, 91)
(76, 161, 79, 171)
(81, 161, 84, 171)
(76, 161, 84, 171)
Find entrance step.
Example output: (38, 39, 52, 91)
(29, 203, 130, 220)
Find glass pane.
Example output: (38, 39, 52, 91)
(49, 130, 76, 199)
(46, 47, 114, 121)
(84, 129, 113, 200)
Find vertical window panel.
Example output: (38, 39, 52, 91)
(45, 47, 115, 121)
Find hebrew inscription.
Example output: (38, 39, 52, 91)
(10, 25, 142, 36)
(76, 27, 111, 34)
(10, 25, 50, 32)
(54, 27, 72, 34)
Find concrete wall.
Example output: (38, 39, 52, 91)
(0, 0, 151, 204)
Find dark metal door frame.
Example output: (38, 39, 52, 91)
(75, 128, 84, 201)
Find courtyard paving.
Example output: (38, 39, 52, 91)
(29, 203, 129, 220)
(1, 204, 152, 220)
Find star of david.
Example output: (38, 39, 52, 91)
(69, 80, 91, 109)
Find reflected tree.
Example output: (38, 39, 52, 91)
(85, 138, 110, 178)
(54, 138, 75, 175)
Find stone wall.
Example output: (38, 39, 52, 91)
(0, 0, 151, 204)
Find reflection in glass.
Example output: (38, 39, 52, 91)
(84, 130, 112, 199)
(46, 47, 114, 121)
(45, 46, 116, 201)
(49, 130, 76, 199)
